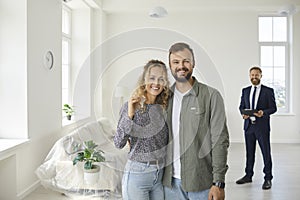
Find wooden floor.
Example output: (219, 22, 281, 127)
(23, 143, 300, 200)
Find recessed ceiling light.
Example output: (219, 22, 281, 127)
(149, 6, 168, 18)
(278, 4, 297, 16)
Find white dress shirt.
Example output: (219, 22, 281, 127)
(249, 84, 261, 121)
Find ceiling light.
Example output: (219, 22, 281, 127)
(278, 4, 297, 16)
(149, 6, 168, 18)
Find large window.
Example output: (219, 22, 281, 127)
(258, 16, 290, 113)
(62, 6, 72, 112)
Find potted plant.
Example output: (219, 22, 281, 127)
(73, 140, 105, 184)
(62, 104, 75, 120)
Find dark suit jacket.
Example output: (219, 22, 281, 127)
(239, 85, 277, 132)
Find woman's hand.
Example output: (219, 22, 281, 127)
(128, 96, 140, 119)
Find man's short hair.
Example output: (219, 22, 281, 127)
(249, 66, 262, 73)
(168, 42, 195, 66)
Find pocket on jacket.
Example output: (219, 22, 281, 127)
(190, 107, 205, 130)
(189, 106, 205, 115)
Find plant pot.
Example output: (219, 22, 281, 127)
(83, 165, 100, 185)
(67, 115, 72, 120)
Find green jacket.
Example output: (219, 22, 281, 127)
(162, 78, 229, 192)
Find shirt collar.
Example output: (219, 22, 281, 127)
(252, 83, 261, 89)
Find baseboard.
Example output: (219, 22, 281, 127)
(230, 140, 300, 144)
(270, 139, 300, 143)
(17, 180, 40, 200)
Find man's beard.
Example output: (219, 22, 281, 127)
(251, 78, 260, 85)
(172, 67, 192, 83)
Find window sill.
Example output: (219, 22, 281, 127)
(62, 116, 93, 129)
(274, 112, 296, 116)
(62, 117, 75, 127)
(0, 139, 29, 161)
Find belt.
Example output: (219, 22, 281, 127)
(140, 159, 163, 165)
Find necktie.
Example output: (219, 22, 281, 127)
(252, 86, 257, 110)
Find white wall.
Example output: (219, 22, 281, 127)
(22, 0, 62, 197)
(0, 0, 104, 199)
(71, 6, 92, 121)
(0, 0, 63, 199)
(91, 6, 107, 118)
(0, 0, 28, 139)
(100, 8, 300, 143)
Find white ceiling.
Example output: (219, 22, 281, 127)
(101, 0, 300, 14)
(64, 0, 300, 16)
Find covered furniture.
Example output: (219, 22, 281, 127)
(35, 118, 129, 198)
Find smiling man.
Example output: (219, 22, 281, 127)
(163, 42, 230, 200)
(236, 66, 277, 190)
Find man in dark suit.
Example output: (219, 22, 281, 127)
(236, 66, 277, 190)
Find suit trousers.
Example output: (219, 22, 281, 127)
(244, 124, 273, 181)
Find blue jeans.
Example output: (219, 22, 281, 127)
(122, 160, 164, 200)
(164, 177, 209, 200)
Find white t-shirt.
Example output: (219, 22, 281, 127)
(172, 87, 190, 179)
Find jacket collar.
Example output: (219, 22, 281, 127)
(170, 76, 200, 97)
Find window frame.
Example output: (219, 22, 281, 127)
(258, 14, 291, 114)
(62, 5, 72, 121)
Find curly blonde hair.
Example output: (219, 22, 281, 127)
(132, 60, 170, 110)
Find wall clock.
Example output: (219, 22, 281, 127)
(44, 50, 54, 70)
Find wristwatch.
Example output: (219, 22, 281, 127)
(213, 182, 225, 189)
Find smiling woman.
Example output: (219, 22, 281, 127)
(136, 60, 170, 107)
(114, 59, 170, 200)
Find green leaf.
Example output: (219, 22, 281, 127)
(72, 140, 105, 169)
(84, 160, 93, 170)
(62, 104, 75, 115)
(73, 152, 84, 165)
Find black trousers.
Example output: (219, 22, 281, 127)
(244, 124, 273, 181)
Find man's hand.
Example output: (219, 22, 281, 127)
(208, 186, 225, 200)
(254, 110, 264, 118)
(242, 114, 249, 119)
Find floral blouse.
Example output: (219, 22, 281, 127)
(114, 102, 168, 162)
